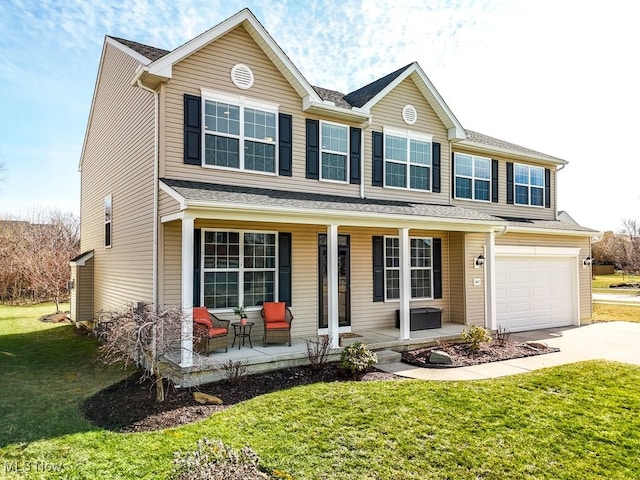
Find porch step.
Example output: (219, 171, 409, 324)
(375, 349, 402, 365)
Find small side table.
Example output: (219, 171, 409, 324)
(231, 322, 254, 349)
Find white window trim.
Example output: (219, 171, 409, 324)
(514, 163, 545, 207)
(319, 120, 349, 184)
(200, 89, 280, 175)
(383, 235, 434, 302)
(383, 127, 433, 191)
(454, 152, 492, 203)
(104, 195, 112, 249)
(201, 229, 279, 312)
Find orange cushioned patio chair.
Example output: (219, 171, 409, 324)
(193, 306, 230, 354)
(260, 301, 294, 346)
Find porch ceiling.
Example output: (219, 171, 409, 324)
(160, 178, 502, 232)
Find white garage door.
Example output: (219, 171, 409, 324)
(496, 256, 577, 332)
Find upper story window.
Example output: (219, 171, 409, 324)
(202, 91, 278, 174)
(515, 163, 544, 206)
(384, 236, 433, 300)
(104, 195, 112, 248)
(320, 121, 349, 182)
(454, 153, 491, 201)
(384, 128, 432, 191)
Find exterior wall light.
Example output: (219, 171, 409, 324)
(583, 256, 593, 267)
(475, 254, 486, 268)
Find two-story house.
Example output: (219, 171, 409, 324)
(72, 8, 597, 381)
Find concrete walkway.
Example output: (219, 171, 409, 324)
(376, 321, 640, 381)
(593, 292, 640, 304)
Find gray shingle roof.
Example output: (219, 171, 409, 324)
(464, 130, 567, 164)
(497, 216, 598, 233)
(312, 86, 353, 109)
(343, 63, 413, 108)
(109, 36, 170, 61)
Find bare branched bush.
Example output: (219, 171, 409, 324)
(305, 335, 332, 371)
(97, 303, 184, 402)
(216, 359, 249, 384)
(495, 326, 512, 347)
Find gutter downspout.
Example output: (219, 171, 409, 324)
(136, 79, 160, 309)
(555, 163, 566, 220)
(360, 128, 365, 199)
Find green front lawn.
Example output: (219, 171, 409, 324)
(1, 305, 640, 479)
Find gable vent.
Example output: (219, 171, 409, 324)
(231, 64, 254, 89)
(402, 104, 417, 125)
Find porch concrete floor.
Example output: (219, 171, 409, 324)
(163, 323, 466, 385)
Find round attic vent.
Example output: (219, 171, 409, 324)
(231, 64, 254, 89)
(402, 104, 417, 125)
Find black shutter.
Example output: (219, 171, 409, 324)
(349, 127, 362, 184)
(432, 142, 441, 193)
(544, 168, 551, 208)
(372, 236, 384, 302)
(372, 131, 383, 186)
(433, 238, 442, 299)
(451, 152, 456, 198)
(506, 162, 514, 204)
(184, 94, 201, 165)
(278, 232, 292, 306)
(305, 119, 319, 179)
(492, 159, 499, 203)
(193, 228, 201, 306)
(278, 113, 292, 176)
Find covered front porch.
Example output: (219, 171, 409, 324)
(161, 323, 466, 387)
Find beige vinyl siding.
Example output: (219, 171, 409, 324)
(160, 220, 452, 338)
(452, 146, 557, 220)
(496, 232, 592, 320)
(159, 189, 181, 218)
(464, 233, 487, 327)
(364, 77, 451, 203)
(448, 232, 466, 324)
(161, 25, 364, 198)
(160, 221, 182, 307)
(80, 42, 156, 317)
(70, 256, 94, 323)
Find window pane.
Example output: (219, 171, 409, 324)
(321, 123, 348, 154)
(474, 179, 490, 201)
(385, 135, 407, 162)
(321, 153, 347, 181)
(531, 187, 544, 206)
(456, 177, 472, 199)
(474, 158, 491, 179)
(385, 238, 399, 268)
(410, 139, 431, 166)
(243, 271, 275, 307)
(515, 185, 529, 205)
(455, 154, 473, 176)
(204, 231, 240, 269)
(245, 141, 275, 173)
(411, 269, 431, 298)
(385, 162, 406, 187)
(411, 238, 431, 268)
(530, 167, 544, 186)
(204, 101, 239, 135)
(515, 164, 529, 184)
(386, 270, 399, 300)
(204, 135, 239, 168)
(410, 165, 430, 190)
(203, 271, 238, 309)
(245, 108, 276, 142)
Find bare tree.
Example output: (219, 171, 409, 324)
(97, 303, 186, 402)
(617, 218, 640, 277)
(591, 231, 618, 266)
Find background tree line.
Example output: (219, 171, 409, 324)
(0, 209, 79, 311)
(592, 218, 640, 277)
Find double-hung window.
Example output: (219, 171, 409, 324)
(203, 91, 277, 173)
(454, 153, 491, 201)
(514, 164, 544, 206)
(320, 121, 348, 182)
(384, 237, 433, 300)
(384, 128, 432, 190)
(202, 230, 277, 309)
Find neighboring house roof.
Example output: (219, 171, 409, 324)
(343, 64, 413, 107)
(461, 130, 568, 165)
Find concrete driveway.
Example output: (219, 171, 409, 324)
(377, 321, 640, 381)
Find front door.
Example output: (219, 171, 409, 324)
(318, 234, 350, 329)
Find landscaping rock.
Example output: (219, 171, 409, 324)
(428, 349, 453, 365)
(193, 392, 223, 405)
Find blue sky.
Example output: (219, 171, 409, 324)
(0, 0, 638, 232)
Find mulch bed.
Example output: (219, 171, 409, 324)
(82, 362, 399, 433)
(402, 340, 559, 368)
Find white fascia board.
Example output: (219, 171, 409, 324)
(106, 36, 153, 65)
(70, 250, 94, 266)
(159, 181, 187, 209)
(359, 63, 466, 141)
(504, 225, 598, 237)
(457, 140, 568, 166)
(184, 200, 503, 232)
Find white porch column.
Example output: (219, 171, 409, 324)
(180, 216, 195, 367)
(485, 231, 497, 331)
(327, 224, 340, 348)
(398, 227, 411, 340)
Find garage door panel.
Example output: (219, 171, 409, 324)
(496, 255, 577, 332)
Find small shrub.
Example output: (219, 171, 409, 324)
(340, 342, 377, 374)
(461, 324, 492, 351)
(305, 335, 332, 370)
(217, 359, 249, 384)
(435, 337, 452, 349)
(171, 437, 269, 480)
(495, 326, 511, 347)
